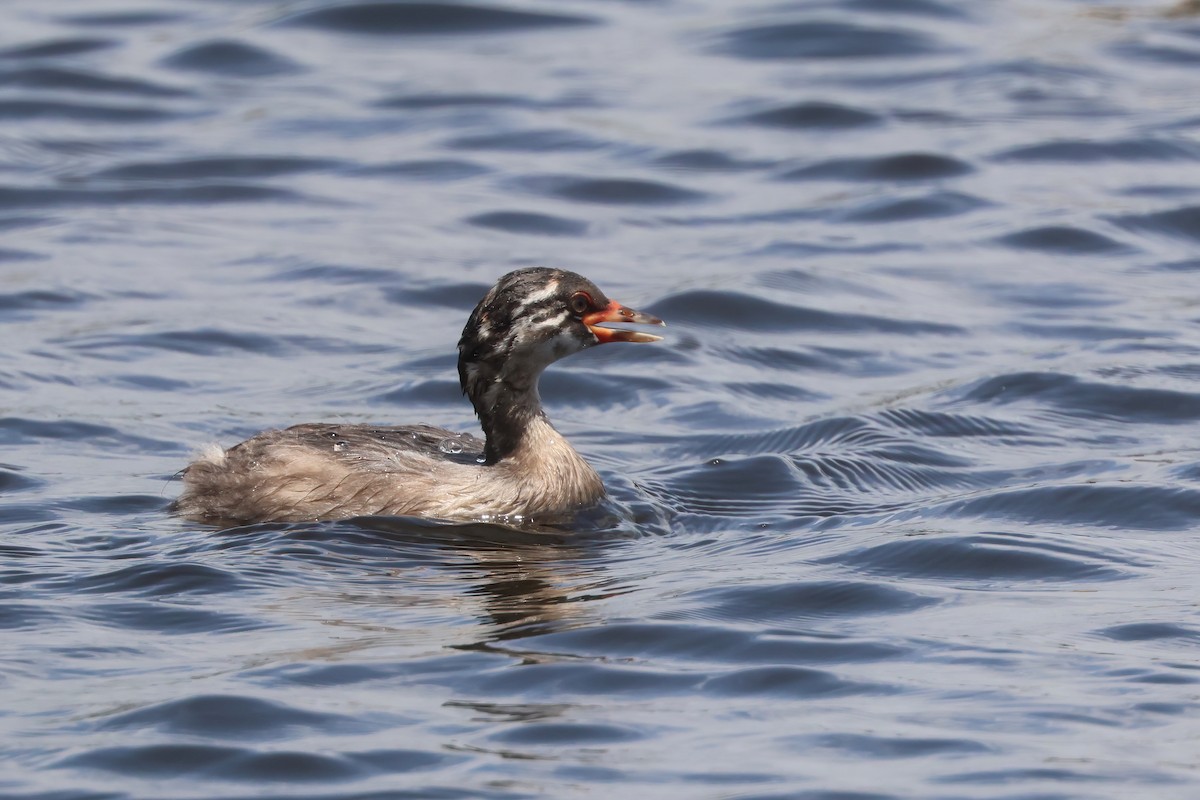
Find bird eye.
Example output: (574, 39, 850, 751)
(570, 292, 591, 315)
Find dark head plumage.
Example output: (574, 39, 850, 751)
(456, 267, 663, 463)
(458, 268, 608, 396)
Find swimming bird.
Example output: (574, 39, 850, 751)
(173, 268, 664, 525)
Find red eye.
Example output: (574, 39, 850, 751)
(570, 292, 591, 315)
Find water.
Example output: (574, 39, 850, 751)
(3, 0, 1200, 797)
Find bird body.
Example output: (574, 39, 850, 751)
(173, 268, 663, 525)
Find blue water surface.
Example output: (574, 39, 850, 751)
(3, 0, 1200, 797)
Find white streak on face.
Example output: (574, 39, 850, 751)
(514, 279, 559, 314)
(526, 311, 568, 334)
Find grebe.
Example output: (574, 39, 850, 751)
(173, 268, 664, 524)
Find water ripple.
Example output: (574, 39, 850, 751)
(0, 288, 91, 319)
(466, 210, 588, 236)
(0, 66, 190, 98)
(825, 532, 1132, 581)
(779, 153, 973, 182)
(994, 138, 1200, 162)
(994, 225, 1132, 255)
(0, 184, 303, 209)
(1, 38, 115, 59)
(688, 581, 937, 622)
(800, 732, 989, 758)
(281, 2, 598, 36)
(446, 128, 605, 152)
(98, 156, 343, 182)
(716, 20, 949, 61)
(1111, 204, 1200, 243)
(947, 485, 1200, 531)
(56, 562, 245, 596)
(79, 601, 271, 634)
(834, 190, 988, 223)
(702, 666, 887, 698)
(59, 11, 186, 27)
(516, 174, 709, 205)
(653, 290, 961, 334)
(0, 99, 182, 122)
(731, 101, 884, 130)
(161, 40, 300, 77)
(957, 372, 1200, 424)
(96, 694, 381, 739)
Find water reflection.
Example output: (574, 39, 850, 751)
(348, 517, 625, 642)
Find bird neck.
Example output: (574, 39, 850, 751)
(465, 369, 600, 501)
(500, 411, 605, 510)
(461, 357, 605, 510)
(474, 376, 545, 464)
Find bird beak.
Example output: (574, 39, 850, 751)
(583, 300, 665, 344)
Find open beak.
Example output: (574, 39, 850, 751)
(583, 300, 665, 344)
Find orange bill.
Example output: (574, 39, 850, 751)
(583, 300, 665, 344)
